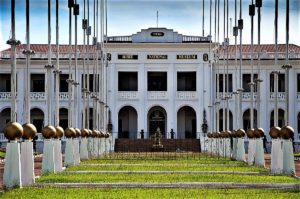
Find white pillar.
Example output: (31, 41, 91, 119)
(80, 137, 89, 160)
(92, 138, 98, 157)
(254, 138, 265, 167)
(271, 139, 283, 174)
(232, 138, 238, 159)
(282, 139, 295, 175)
(4, 141, 22, 188)
(21, 141, 35, 186)
(64, 138, 75, 167)
(247, 139, 256, 165)
(236, 138, 245, 161)
(42, 139, 55, 173)
(53, 139, 63, 172)
(73, 138, 80, 165)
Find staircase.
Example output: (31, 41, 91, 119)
(114, 139, 201, 152)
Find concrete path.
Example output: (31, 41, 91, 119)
(34, 182, 300, 190)
(82, 163, 242, 167)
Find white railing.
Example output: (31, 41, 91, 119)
(217, 92, 233, 100)
(30, 92, 46, 100)
(148, 91, 168, 100)
(0, 92, 12, 100)
(176, 91, 197, 100)
(269, 92, 285, 101)
(59, 92, 69, 101)
(242, 92, 257, 101)
(118, 91, 138, 100)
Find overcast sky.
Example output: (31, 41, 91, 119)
(0, 0, 299, 51)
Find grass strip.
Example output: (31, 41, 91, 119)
(37, 173, 300, 184)
(66, 164, 268, 172)
(1, 187, 300, 199)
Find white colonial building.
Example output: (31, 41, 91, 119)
(0, 27, 300, 143)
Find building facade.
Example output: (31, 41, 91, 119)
(0, 28, 300, 142)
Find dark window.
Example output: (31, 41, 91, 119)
(59, 74, 69, 92)
(297, 74, 300, 92)
(177, 72, 196, 91)
(270, 73, 285, 92)
(242, 74, 258, 92)
(216, 74, 232, 92)
(0, 74, 11, 92)
(81, 74, 99, 92)
(118, 72, 138, 91)
(148, 72, 167, 91)
(31, 74, 45, 92)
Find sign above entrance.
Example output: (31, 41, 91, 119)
(118, 54, 138, 60)
(150, 32, 164, 37)
(147, 55, 168, 59)
(177, 54, 197, 59)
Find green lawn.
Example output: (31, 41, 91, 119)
(0, 151, 5, 158)
(1, 187, 300, 199)
(37, 172, 299, 183)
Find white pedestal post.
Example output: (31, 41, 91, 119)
(254, 138, 265, 167)
(92, 138, 98, 157)
(64, 138, 75, 167)
(4, 141, 22, 189)
(232, 138, 238, 160)
(225, 138, 231, 158)
(236, 138, 245, 162)
(21, 141, 34, 186)
(53, 139, 63, 172)
(247, 139, 256, 165)
(98, 138, 101, 156)
(74, 138, 80, 165)
(80, 137, 89, 160)
(42, 139, 55, 174)
(271, 139, 283, 174)
(282, 139, 295, 175)
(87, 137, 93, 158)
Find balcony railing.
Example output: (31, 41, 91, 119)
(30, 92, 46, 100)
(59, 92, 69, 101)
(148, 91, 168, 100)
(176, 91, 197, 100)
(0, 92, 12, 100)
(269, 92, 285, 101)
(118, 91, 138, 100)
(242, 92, 257, 101)
(217, 92, 233, 100)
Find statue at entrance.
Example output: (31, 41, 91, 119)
(151, 127, 164, 149)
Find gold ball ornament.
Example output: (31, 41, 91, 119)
(269, 126, 281, 139)
(22, 123, 37, 140)
(42, 125, 56, 139)
(236, 128, 245, 138)
(246, 128, 255, 139)
(88, 129, 93, 137)
(81, 129, 89, 138)
(75, 128, 81, 138)
(92, 130, 98, 138)
(280, 126, 294, 139)
(254, 128, 264, 138)
(4, 122, 23, 140)
(54, 126, 64, 139)
(64, 127, 76, 138)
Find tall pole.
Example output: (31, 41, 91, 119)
(226, 0, 229, 130)
(54, 0, 60, 127)
(274, 0, 279, 127)
(202, 0, 205, 36)
(238, 0, 243, 129)
(249, 1, 255, 129)
(222, 0, 226, 131)
(8, 0, 19, 122)
(82, 0, 87, 129)
(45, 0, 53, 126)
(209, 0, 213, 132)
(282, 0, 291, 125)
(87, 0, 91, 129)
(74, 1, 79, 128)
(24, 0, 33, 124)
(256, 0, 263, 128)
(68, 0, 74, 128)
(216, 0, 220, 132)
(233, 0, 239, 129)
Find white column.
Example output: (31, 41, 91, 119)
(167, 63, 175, 139)
(254, 138, 265, 167)
(21, 141, 35, 186)
(53, 139, 63, 172)
(247, 139, 256, 165)
(4, 141, 22, 188)
(64, 138, 75, 167)
(73, 138, 80, 165)
(42, 139, 55, 173)
(271, 139, 283, 174)
(236, 138, 245, 161)
(138, 63, 146, 137)
(80, 137, 89, 159)
(282, 139, 295, 175)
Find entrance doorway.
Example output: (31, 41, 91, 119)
(148, 106, 167, 138)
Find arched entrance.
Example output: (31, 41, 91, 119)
(177, 106, 196, 139)
(0, 108, 11, 133)
(118, 106, 138, 139)
(270, 109, 285, 127)
(59, 108, 68, 130)
(30, 108, 44, 133)
(148, 106, 167, 138)
(218, 109, 233, 131)
(243, 109, 258, 130)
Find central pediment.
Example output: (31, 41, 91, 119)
(132, 28, 183, 43)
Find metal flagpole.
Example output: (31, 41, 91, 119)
(67, 0, 74, 128)
(216, 0, 220, 132)
(82, 0, 87, 129)
(238, 0, 244, 129)
(222, 0, 226, 131)
(282, 0, 292, 126)
(202, 0, 205, 36)
(273, 0, 279, 127)
(209, 0, 213, 133)
(93, 0, 97, 130)
(233, 0, 239, 130)
(23, 0, 34, 124)
(249, 1, 255, 129)
(54, 0, 60, 127)
(45, 0, 54, 126)
(255, 0, 263, 128)
(87, 0, 91, 130)
(226, 0, 229, 131)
